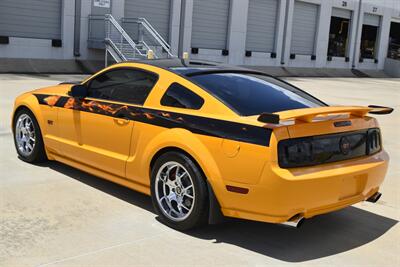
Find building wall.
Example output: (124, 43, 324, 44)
(183, 0, 400, 71)
(0, 0, 399, 72)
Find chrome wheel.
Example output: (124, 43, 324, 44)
(155, 161, 195, 222)
(15, 114, 36, 157)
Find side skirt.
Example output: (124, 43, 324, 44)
(49, 152, 151, 196)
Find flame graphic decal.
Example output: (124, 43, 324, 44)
(34, 94, 272, 147)
(43, 95, 61, 106)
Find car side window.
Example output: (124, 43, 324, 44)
(160, 83, 204, 110)
(86, 68, 158, 105)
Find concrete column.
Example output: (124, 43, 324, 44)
(351, 0, 364, 68)
(274, 0, 287, 66)
(376, 8, 392, 69)
(346, 1, 359, 67)
(170, 0, 181, 55)
(180, 0, 194, 56)
(226, 0, 249, 65)
(61, 0, 76, 59)
(281, 0, 295, 65)
(314, 0, 331, 67)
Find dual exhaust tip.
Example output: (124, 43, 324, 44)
(280, 192, 382, 229)
(366, 192, 382, 203)
(281, 214, 305, 228)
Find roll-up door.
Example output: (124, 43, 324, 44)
(291, 1, 319, 55)
(124, 0, 171, 41)
(332, 8, 351, 19)
(364, 13, 380, 27)
(191, 0, 230, 50)
(246, 0, 279, 52)
(0, 0, 62, 39)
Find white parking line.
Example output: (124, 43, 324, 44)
(36, 233, 164, 267)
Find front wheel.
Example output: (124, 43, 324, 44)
(150, 152, 209, 231)
(13, 109, 47, 163)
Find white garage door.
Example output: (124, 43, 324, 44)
(0, 0, 62, 39)
(364, 13, 381, 27)
(191, 0, 230, 50)
(246, 0, 279, 52)
(291, 1, 319, 55)
(124, 0, 171, 41)
(332, 8, 351, 19)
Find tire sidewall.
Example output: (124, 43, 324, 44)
(13, 109, 46, 163)
(150, 151, 208, 231)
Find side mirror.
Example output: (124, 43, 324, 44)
(69, 84, 88, 98)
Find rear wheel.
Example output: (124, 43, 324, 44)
(150, 151, 208, 231)
(13, 109, 47, 163)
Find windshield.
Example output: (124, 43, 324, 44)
(189, 73, 326, 116)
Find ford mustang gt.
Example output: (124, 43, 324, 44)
(12, 59, 392, 230)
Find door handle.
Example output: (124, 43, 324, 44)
(114, 114, 130, 125)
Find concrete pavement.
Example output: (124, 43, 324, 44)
(0, 74, 399, 266)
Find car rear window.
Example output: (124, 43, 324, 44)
(189, 73, 325, 116)
(161, 83, 204, 110)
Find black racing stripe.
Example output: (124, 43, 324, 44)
(34, 94, 272, 147)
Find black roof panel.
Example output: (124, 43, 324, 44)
(123, 58, 259, 76)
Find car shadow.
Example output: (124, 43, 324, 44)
(45, 160, 397, 263)
(188, 207, 397, 262)
(45, 161, 154, 213)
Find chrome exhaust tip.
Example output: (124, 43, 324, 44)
(366, 192, 382, 203)
(281, 215, 305, 228)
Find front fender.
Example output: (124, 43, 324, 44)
(12, 93, 59, 159)
(12, 93, 45, 132)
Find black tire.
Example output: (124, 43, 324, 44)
(13, 108, 47, 163)
(150, 151, 209, 231)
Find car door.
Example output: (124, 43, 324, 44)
(56, 68, 158, 178)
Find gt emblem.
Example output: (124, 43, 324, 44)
(339, 136, 351, 155)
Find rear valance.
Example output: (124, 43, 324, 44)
(258, 105, 393, 124)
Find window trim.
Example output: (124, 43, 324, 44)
(83, 67, 160, 106)
(160, 82, 205, 110)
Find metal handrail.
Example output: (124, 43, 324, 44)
(105, 14, 150, 60)
(140, 21, 174, 57)
(122, 17, 174, 57)
(105, 38, 127, 61)
(139, 17, 171, 50)
(139, 40, 157, 58)
(105, 14, 138, 51)
(105, 38, 128, 61)
(103, 14, 174, 63)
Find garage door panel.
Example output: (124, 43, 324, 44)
(0, 0, 62, 39)
(124, 0, 171, 41)
(191, 0, 230, 50)
(332, 8, 351, 19)
(291, 1, 319, 55)
(246, 0, 278, 52)
(364, 13, 380, 27)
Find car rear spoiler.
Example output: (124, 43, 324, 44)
(258, 105, 394, 124)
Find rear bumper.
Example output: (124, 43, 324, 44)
(220, 150, 389, 223)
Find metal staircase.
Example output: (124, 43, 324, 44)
(104, 14, 175, 66)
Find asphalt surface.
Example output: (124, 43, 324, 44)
(0, 74, 399, 267)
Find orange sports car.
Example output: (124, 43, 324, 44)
(12, 59, 392, 230)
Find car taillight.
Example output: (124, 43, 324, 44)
(283, 141, 313, 165)
(367, 128, 381, 155)
(278, 128, 381, 168)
